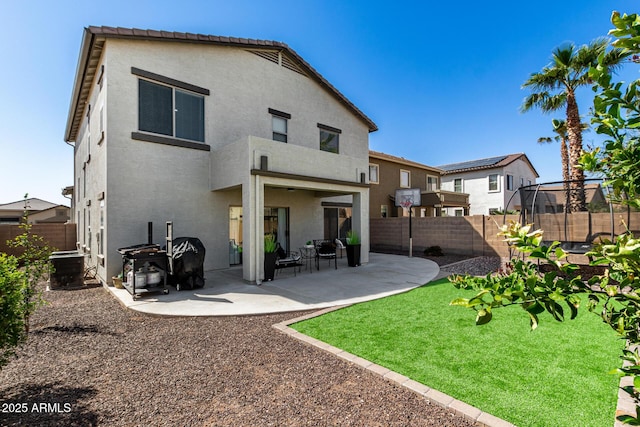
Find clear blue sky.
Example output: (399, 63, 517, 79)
(1, 0, 637, 206)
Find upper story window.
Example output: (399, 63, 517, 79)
(400, 169, 410, 188)
(133, 67, 209, 143)
(488, 174, 499, 192)
(427, 175, 439, 191)
(369, 164, 379, 184)
(269, 108, 290, 143)
(454, 178, 463, 193)
(318, 123, 341, 154)
(506, 174, 514, 191)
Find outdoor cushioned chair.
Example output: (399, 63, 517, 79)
(275, 243, 302, 276)
(314, 239, 337, 270)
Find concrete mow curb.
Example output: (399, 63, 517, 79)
(273, 307, 516, 427)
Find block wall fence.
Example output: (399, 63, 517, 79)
(370, 212, 640, 258)
(3, 214, 637, 264)
(0, 224, 77, 257)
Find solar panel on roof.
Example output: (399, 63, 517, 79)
(438, 155, 508, 171)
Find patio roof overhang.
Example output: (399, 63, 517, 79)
(250, 169, 369, 190)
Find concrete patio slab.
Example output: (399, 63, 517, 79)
(105, 253, 439, 316)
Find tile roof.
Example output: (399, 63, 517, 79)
(0, 198, 60, 211)
(437, 153, 539, 177)
(369, 150, 443, 173)
(65, 26, 377, 141)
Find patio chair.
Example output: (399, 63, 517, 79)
(334, 238, 346, 258)
(275, 243, 303, 276)
(314, 239, 337, 270)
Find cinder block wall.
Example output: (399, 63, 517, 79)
(0, 224, 77, 257)
(370, 212, 640, 259)
(370, 215, 516, 257)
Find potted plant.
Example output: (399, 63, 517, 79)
(346, 230, 361, 267)
(112, 273, 124, 289)
(304, 240, 314, 248)
(263, 234, 278, 281)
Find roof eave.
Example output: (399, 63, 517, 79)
(64, 27, 95, 142)
(369, 150, 443, 174)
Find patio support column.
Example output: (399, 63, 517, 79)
(254, 174, 265, 284)
(242, 175, 264, 283)
(352, 190, 369, 264)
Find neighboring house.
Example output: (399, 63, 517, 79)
(0, 198, 70, 224)
(438, 153, 539, 216)
(369, 151, 469, 218)
(64, 26, 376, 284)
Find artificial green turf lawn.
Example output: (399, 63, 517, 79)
(291, 278, 623, 427)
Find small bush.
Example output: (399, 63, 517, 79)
(0, 254, 28, 368)
(424, 246, 443, 256)
(1, 197, 53, 370)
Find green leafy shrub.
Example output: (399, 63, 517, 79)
(0, 196, 53, 369)
(0, 254, 28, 368)
(264, 234, 277, 253)
(346, 230, 360, 245)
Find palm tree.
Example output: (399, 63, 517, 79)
(521, 38, 627, 211)
(538, 119, 589, 211)
(537, 119, 571, 185)
(537, 119, 591, 183)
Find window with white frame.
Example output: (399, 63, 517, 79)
(488, 174, 499, 192)
(454, 178, 463, 193)
(98, 200, 104, 256)
(269, 108, 290, 143)
(427, 175, 439, 191)
(400, 170, 410, 188)
(369, 164, 379, 184)
(86, 209, 91, 252)
(520, 177, 525, 188)
(134, 68, 208, 143)
(507, 174, 514, 191)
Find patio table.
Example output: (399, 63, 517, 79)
(299, 246, 315, 273)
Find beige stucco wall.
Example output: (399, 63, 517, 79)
(73, 38, 372, 283)
(72, 49, 109, 282)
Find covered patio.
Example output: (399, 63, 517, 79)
(105, 253, 439, 316)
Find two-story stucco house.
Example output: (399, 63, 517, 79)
(64, 26, 376, 285)
(438, 153, 539, 216)
(368, 151, 469, 218)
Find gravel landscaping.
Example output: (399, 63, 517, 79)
(0, 257, 489, 426)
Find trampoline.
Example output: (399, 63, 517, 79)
(503, 178, 638, 256)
